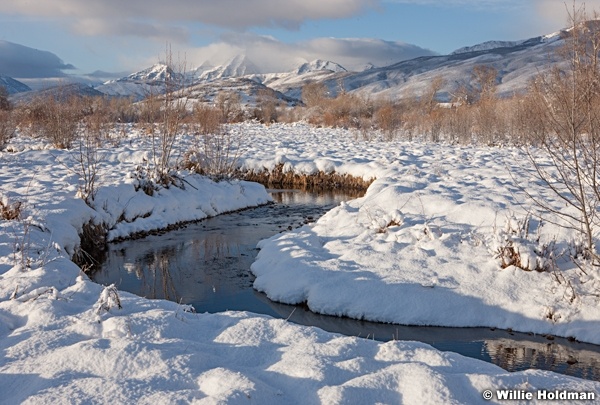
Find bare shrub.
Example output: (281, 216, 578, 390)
(141, 45, 190, 187)
(193, 104, 223, 135)
(374, 99, 403, 141)
(185, 127, 243, 179)
(215, 91, 243, 123)
(253, 88, 280, 124)
(320, 93, 373, 129)
(0, 110, 16, 149)
(75, 115, 104, 204)
(492, 215, 553, 272)
(442, 105, 473, 144)
(31, 92, 82, 149)
(94, 284, 122, 314)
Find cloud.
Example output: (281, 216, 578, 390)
(183, 33, 437, 73)
(533, 0, 600, 26)
(0, 0, 378, 38)
(0, 40, 75, 78)
(71, 19, 190, 43)
(384, 0, 520, 10)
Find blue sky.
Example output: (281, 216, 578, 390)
(0, 0, 591, 77)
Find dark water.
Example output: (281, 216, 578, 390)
(92, 188, 600, 381)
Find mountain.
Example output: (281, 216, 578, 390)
(324, 31, 569, 101)
(9, 83, 104, 105)
(296, 60, 347, 74)
(95, 63, 181, 100)
(196, 55, 261, 82)
(361, 63, 377, 71)
(186, 77, 300, 107)
(93, 26, 575, 105)
(249, 59, 350, 100)
(0, 75, 31, 94)
(96, 57, 263, 100)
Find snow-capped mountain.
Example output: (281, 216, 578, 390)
(0, 75, 31, 94)
(296, 59, 347, 74)
(361, 63, 377, 71)
(323, 31, 569, 101)
(93, 25, 577, 105)
(250, 59, 350, 100)
(121, 63, 180, 84)
(196, 55, 261, 82)
(95, 63, 182, 100)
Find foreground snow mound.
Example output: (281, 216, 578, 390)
(1, 274, 598, 404)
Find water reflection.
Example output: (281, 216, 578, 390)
(92, 188, 600, 381)
(485, 339, 600, 381)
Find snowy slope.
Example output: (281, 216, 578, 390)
(252, 60, 349, 100)
(186, 77, 300, 107)
(0, 75, 31, 94)
(452, 40, 526, 55)
(330, 33, 566, 100)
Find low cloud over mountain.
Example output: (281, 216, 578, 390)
(185, 33, 437, 73)
(0, 40, 75, 78)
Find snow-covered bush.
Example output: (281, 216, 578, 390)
(94, 284, 122, 315)
(489, 215, 553, 272)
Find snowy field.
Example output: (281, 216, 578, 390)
(1, 122, 599, 403)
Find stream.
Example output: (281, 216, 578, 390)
(91, 188, 600, 381)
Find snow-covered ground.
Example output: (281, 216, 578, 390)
(1, 122, 599, 403)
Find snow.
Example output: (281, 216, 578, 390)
(1, 122, 599, 402)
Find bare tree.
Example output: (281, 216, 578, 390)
(34, 90, 82, 149)
(215, 91, 243, 123)
(0, 87, 15, 148)
(420, 76, 445, 142)
(301, 81, 328, 108)
(524, 2, 600, 264)
(471, 65, 498, 102)
(144, 44, 189, 187)
(0, 86, 10, 111)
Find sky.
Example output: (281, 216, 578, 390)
(0, 0, 597, 79)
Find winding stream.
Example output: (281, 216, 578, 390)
(91, 188, 600, 381)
